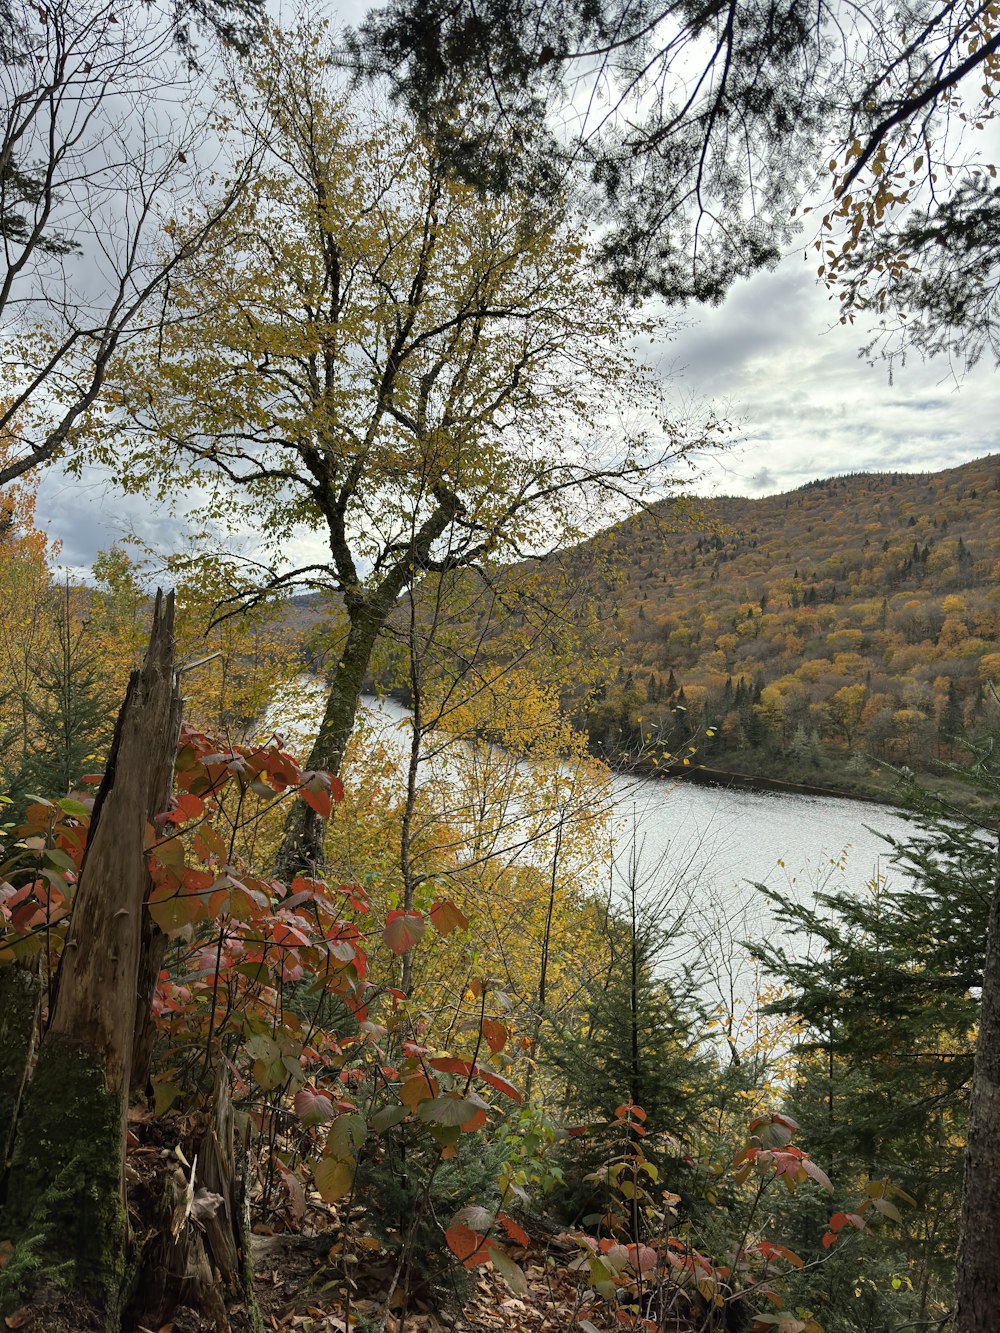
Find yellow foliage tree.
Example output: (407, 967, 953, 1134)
(91, 18, 721, 876)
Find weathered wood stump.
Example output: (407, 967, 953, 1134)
(0, 593, 261, 1332)
(127, 1066, 261, 1333)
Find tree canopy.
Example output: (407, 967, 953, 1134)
(355, 0, 1000, 365)
(0, 0, 262, 492)
(93, 18, 720, 869)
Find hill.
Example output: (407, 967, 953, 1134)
(465, 454, 1000, 797)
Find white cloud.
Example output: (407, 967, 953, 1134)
(662, 256, 1000, 498)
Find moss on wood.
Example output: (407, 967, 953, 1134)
(0, 965, 42, 1171)
(0, 1034, 125, 1326)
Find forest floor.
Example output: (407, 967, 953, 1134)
(250, 1216, 623, 1333)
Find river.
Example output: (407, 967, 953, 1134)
(346, 695, 911, 999)
(280, 685, 913, 1006)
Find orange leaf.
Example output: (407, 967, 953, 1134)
(400, 1073, 438, 1109)
(445, 1223, 492, 1268)
(481, 1019, 508, 1054)
(498, 1212, 529, 1247)
(429, 1055, 474, 1078)
(301, 784, 332, 819)
(477, 1065, 522, 1105)
(430, 898, 470, 936)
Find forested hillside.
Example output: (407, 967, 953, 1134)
(502, 455, 1000, 793)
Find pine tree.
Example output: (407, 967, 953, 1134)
(541, 851, 717, 1229)
(750, 782, 992, 1317)
(14, 589, 113, 805)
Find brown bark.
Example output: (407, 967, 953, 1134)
(0, 592, 181, 1323)
(128, 1065, 262, 1333)
(1, 594, 262, 1330)
(131, 677, 185, 1093)
(49, 591, 181, 1117)
(954, 835, 1000, 1330)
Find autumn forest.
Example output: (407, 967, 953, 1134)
(1, 2, 1000, 1333)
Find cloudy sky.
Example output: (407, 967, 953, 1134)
(30, 0, 1000, 573)
(670, 257, 1000, 499)
(38, 243, 999, 573)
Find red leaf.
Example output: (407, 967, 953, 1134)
(476, 1065, 522, 1105)
(625, 1244, 659, 1273)
(498, 1212, 529, 1247)
(445, 1223, 492, 1268)
(481, 1019, 508, 1054)
(180, 868, 215, 891)
(430, 898, 469, 936)
(294, 1087, 336, 1125)
(428, 1056, 474, 1078)
(301, 784, 332, 819)
(383, 910, 426, 955)
(175, 792, 206, 822)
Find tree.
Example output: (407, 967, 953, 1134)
(12, 585, 114, 810)
(0, 0, 262, 493)
(98, 18, 719, 875)
(356, 0, 1000, 363)
(0, 436, 56, 786)
(752, 781, 996, 1324)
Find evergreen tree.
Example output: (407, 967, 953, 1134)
(541, 852, 717, 1230)
(750, 779, 993, 1319)
(13, 591, 113, 805)
(939, 680, 964, 753)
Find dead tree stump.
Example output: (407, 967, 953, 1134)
(0, 593, 262, 1332)
(0, 594, 180, 1328)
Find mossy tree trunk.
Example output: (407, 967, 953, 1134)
(954, 837, 1000, 1331)
(0, 592, 181, 1326)
(0, 966, 42, 1171)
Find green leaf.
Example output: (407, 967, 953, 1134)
(417, 1095, 482, 1127)
(56, 798, 91, 818)
(326, 1113, 367, 1157)
(489, 1243, 528, 1295)
(153, 1079, 183, 1116)
(370, 1105, 408, 1133)
(43, 847, 78, 872)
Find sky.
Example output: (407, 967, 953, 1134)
(669, 258, 1000, 500)
(29, 0, 1000, 573)
(38, 244, 999, 573)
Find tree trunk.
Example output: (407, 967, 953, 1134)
(954, 835, 1000, 1330)
(273, 594, 388, 878)
(131, 675, 185, 1095)
(0, 592, 180, 1326)
(127, 1065, 262, 1333)
(273, 491, 464, 881)
(0, 966, 42, 1171)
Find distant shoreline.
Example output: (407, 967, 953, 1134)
(617, 756, 899, 807)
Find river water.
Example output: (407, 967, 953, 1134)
(340, 695, 912, 1000)
(278, 686, 913, 1005)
